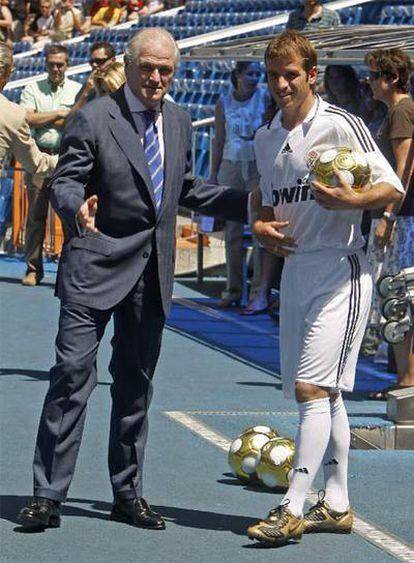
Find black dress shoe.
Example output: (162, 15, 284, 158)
(18, 497, 61, 529)
(110, 498, 165, 530)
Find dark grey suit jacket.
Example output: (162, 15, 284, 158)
(50, 87, 248, 314)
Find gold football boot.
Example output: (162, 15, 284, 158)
(247, 503, 304, 546)
(303, 491, 353, 534)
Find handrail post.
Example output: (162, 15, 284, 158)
(191, 116, 215, 285)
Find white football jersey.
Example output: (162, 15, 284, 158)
(254, 96, 404, 254)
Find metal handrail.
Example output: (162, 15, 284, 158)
(191, 116, 216, 282)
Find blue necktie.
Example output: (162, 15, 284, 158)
(142, 110, 163, 212)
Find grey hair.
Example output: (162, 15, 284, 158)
(124, 28, 180, 68)
(0, 42, 13, 77)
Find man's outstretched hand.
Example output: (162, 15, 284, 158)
(77, 195, 99, 233)
(252, 219, 296, 257)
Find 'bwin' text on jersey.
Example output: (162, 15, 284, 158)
(271, 176, 315, 207)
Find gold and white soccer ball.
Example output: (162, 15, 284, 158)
(255, 436, 295, 489)
(307, 146, 371, 192)
(227, 426, 279, 483)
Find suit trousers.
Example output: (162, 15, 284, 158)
(24, 175, 50, 278)
(33, 254, 165, 502)
(218, 159, 261, 301)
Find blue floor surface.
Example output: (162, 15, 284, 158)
(167, 297, 397, 394)
(1, 256, 413, 562)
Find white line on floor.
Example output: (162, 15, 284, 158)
(164, 410, 414, 562)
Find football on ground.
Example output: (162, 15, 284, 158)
(255, 436, 295, 489)
(227, 425, 279, 483)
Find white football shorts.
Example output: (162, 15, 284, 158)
(279, 248, 372, 399)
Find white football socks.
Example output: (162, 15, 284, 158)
(323, 393, 351, 513)
(282, 397, 331, 517)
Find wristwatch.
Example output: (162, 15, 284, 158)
(383, 211, 397, 222)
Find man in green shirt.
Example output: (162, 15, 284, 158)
(20, 44, 81, 286)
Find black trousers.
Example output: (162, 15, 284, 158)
(33, 257, 165, 502)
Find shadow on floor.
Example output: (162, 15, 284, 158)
(0, 276, 55, 288)
(1, 495, 257, 536)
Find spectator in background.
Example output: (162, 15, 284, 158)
(210, 61, 270, 310)
(93, 60, 125, 95)
(323, 64, 371, 122)
(119, 0, 143, 22)
(34, 0, 54, 40)
(89, 0, 122, 27)
(0, 43, 57, 252)
(28, 0, 42, 17)
(53, 0, 89, 40)
(72, 40, 116, 110)
(21, 0, 54, 43)
(242, 96, 284, 317)
(21, 10, 36, 41)
(0, 0, 13, 45)
(139, 0, 163, 16)
(364, 48, 414, 397)
(286, 0, 340, 32)
(20, 44, 81, 287)
(9, 0, 30, 40)
(359, 79, 387, 135)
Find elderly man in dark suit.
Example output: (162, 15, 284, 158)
(18, 28, 255, 531)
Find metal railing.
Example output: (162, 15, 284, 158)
(191, 116, 216, 282)
(11, 163, 64, 256)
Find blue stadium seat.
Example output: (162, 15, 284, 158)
(379, 5, 414, 25)
(339, 6, 362, 25)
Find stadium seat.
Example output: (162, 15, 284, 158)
(379, 5, 414, 25)
(339, 6, 362, 25)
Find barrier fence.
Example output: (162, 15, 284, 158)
(11, 163, 64, 256)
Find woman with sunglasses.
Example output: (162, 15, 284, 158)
(364, 48, 414, 399)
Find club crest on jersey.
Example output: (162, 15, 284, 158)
(306, 149, 319, 170)
(271, 174, 314, 207)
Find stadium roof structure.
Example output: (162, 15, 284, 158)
(183, 25, 414, 65)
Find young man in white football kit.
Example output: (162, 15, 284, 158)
(247, 31, 404, 546)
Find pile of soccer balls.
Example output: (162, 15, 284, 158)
(307, 146, 371, 192)
(227, 425, 295, 490)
